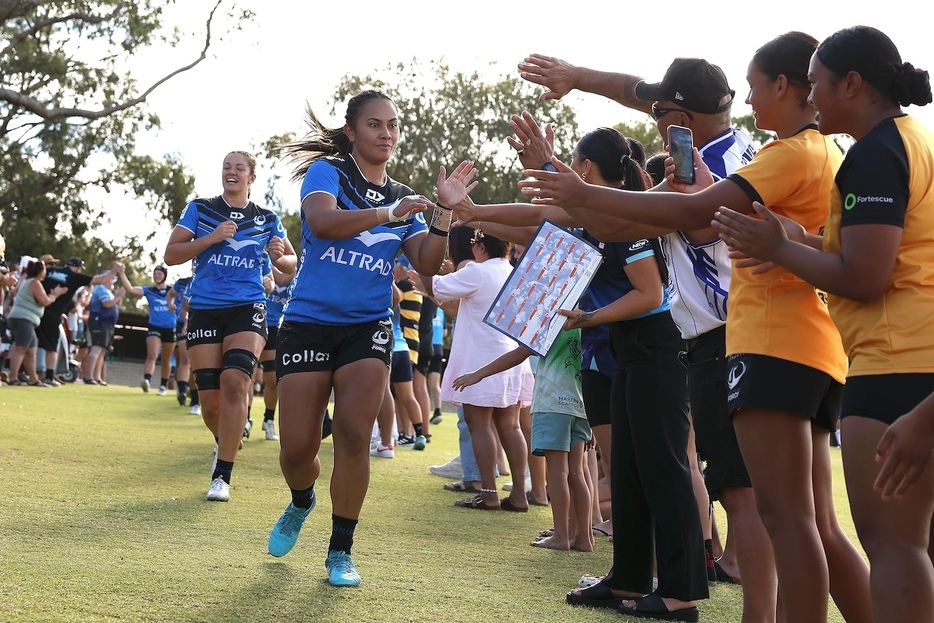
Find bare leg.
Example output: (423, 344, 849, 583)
(719, 485, 778, 623)
(492, 404, 529, 509)
(734, 408, 828, 623)
(838, 419, 920, 623)
(330, 360, 390, 519)
(463, 404, 500, 506)
(568, 440, 594, 552)
(520, 404, 548, 505)
(532, 451, 571, 550)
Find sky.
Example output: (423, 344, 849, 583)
(101, 0, 934, 272)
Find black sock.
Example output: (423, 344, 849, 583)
(160, 377, 168, 388)
(433, 407, 442, 417)
(264, 408, 275, 422)
(190, 389, 199, 406)
(290, 485, 315, 509)
(413, 423, 423, 437)
(45, 369, 54, 381)
(213, 459, 233, 484)
(328, 514, 358, 554)
(178, 381, 189, 395)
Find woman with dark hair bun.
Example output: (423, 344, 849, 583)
(715, 25, 934, 623)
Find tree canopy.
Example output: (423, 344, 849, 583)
(0, 0, 246, 277)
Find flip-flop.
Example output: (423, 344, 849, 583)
(617, 593, 699, 622)
(566, 582, 627, 609)
(592, 526, 611, 537)
(443, 481, 479, 493)
(454, 494, 498, 510)
(500, 497, 529, 513)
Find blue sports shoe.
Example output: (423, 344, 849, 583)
(268, 495, 315, 557)
(325, 550, 361, 587)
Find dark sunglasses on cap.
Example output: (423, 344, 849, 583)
(652, 103, 694, 121)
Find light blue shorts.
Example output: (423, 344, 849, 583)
(530, 411, 592, 456)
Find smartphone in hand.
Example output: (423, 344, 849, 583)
(668, 125, 695, 185)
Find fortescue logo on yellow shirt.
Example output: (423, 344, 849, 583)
(844, 193, 895, 210)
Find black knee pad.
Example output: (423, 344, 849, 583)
(223, 348, 258, 377)
(260, 359, 276, 373)
(193, 368, 222, 391)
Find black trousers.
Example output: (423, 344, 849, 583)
(601, 312, 708, 601)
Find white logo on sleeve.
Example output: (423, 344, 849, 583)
(727, 361, 747, 390)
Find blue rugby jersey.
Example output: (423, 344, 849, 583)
(284, 155, 427, 325)
(143, 286, 176, 328)
(175, 195, 285, 309)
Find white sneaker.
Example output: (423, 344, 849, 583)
(157, 386, 167, 396)
(190, 404, 201, 416)
(140, 379, 150, 393)
(370, 443, 394, 459)
(206, 477, 230, 501)
(429, 455, 462, 478)
(263, 420, 279, 441)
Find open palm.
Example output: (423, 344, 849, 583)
(436, 160, 478, 207)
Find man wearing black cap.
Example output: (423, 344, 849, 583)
(38, 257, 121, 386)
(519, 56, 775, 622)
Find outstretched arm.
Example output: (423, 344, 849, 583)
(521, 156, 752, 233)
(116, 264, 143, 297)
(518, 54, 653, 116)
(451, 345, 532, 391)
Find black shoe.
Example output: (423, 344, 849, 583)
(177, 391, 186, 407)
(430, 409, 443, 425)
(397, 433, 416, 446)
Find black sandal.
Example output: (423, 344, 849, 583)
(566, 583, 626, 609)
(617, 593, 699, 622)
(454, 494, 499, 510)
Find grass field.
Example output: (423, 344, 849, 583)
(0, 383, 857, 622)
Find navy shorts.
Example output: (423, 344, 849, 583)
(187, 303, 267, 348)
(390, 350, 414, 383)
(147, 324, 177, 343)
(726, 353, 842, 432)
(842, 373, 934, 425)
(276, 318, 392, 379)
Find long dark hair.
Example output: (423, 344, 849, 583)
(575, 128, 652, 190)
(816, 26, 932, 107)
(283, 90, 396, 182)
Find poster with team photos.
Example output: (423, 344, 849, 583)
(484, 220, 602, 357)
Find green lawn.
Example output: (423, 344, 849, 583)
(0, 384, 855, 622)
